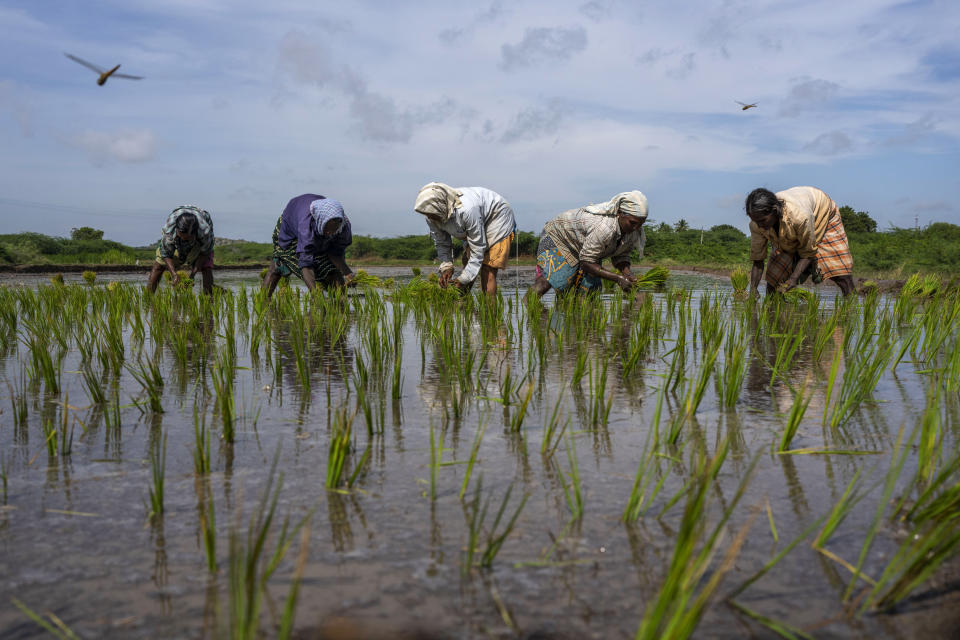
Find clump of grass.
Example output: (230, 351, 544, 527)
(777, 380, 811, 452)
(463, 476, 529, 574)
(81, 270, 96, 285)
(782, 287, 815, 304)
(635, 440, 757, 640)
(729, 267, 748, 293)
(634, 266, 669, 289)
(351, 269, 383, 287)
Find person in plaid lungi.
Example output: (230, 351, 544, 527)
(147, 206, 215, 294)
(746, 186, 855, 297)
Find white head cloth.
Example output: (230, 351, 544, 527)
(414, 182, 463, 222)
(582, 191, 649, 221)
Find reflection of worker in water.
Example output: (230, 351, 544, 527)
(528, 191, 648, 298)
(746, 187, 855, 296)
(262, 194, 355, 298)
(414, 182, 516, 296)
(147, 206, 215, 294)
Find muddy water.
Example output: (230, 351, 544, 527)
(1, 269, 958, 639)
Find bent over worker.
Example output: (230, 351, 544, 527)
(414, 182, 516, 296)
(147, 205, 215, 294)
(746, 186, 855, 296)
(528, 191, 648, 298)
(261, 194, 354, 299)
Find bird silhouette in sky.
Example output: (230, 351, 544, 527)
(735, 101, 758, 110)
(64, 53, 143, 85)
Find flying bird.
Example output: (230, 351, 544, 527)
(736, 101, 758, 110)
(64, 53, 143, 85)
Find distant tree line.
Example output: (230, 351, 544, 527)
(2, 207, 959, 274)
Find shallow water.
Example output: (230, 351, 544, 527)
(1, 269, 959, 639)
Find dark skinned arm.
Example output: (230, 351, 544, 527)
(301, 267, 316, 292)
(581, 261, 632, 291)
(750, 260, 765, 295)
(163, 257, 180, 285)
(780, 257, 812, 292)
(328, 254, 354, 285)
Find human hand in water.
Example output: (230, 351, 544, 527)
(439, 268, 455, 288)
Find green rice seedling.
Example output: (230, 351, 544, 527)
(634, 266, 670, 289)
(781, 288, 815, 304)
(729, 267, 748, 293)
(193, 401, 212, 475)
(634, 439, 758, 640)
(8, 376, 28, 426)
(126, 356, 165, 413)
(668, 342, 720, 444)
(11, 598, 81, 640)
(459, 421, 486, 500)
(197, 482, 217, 573)
(623, 388, 671, 522)
(812, 309, 840, 362)
(509, 381, 535, 432)
(570, 349, 588, 386)
(588, 358, 614, 428)
(351, 269, 383, 287)
(81, 364, 105, 405)
(768, 326, 804, 386)
(842, 425, 914, 601)
(462, 476, 530, 573)
(861, 451, 960, 611)
(720, 321, 748, 407)
(146, 433, 167, 521)
(225, 449, 310, 640)
(325, 407, 369, 489)
(22, 333, 60, 394)
(826, 333, 895, 429)
(728, 600, 814, 640)
(211, 351, 236, 442)
(916, 382, 943, 482)
(777, 379, 812, 452)
(541, 390, 567, 458)
(561, 435, 584, 521)
(82, 270, 96, 285)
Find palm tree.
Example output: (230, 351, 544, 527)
(674, 219, 690, 232)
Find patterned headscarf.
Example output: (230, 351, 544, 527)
(310, 198, 345, 236)
(582, 191, 649, 221)
(414, 182, 463, 222)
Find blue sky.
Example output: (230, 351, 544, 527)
(0, 0, 957, 244)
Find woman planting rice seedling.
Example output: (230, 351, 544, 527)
(262, 194, 356, 298)
(147, 206, 216, 295)
(746, 186, 855, 297)
(527, 190, 648, 298)
(413, 182, 516, 296)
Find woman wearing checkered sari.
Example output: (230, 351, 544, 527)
(746, 186, 855, 297)
(261, 194, 355, 299)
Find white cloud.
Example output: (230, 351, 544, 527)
(69, 129, 157, 164)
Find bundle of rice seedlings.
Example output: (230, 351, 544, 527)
(259, 267, 268, 279)
(634, 266, 669, 289)
(81, 270, 97, 285)
(50, 274, 65, 286)
(901, 273, 940, 298)
(782, 287, 815, 304)
(175, 270, 194, 289)
(351, 269, 383, 287)
(729, 267, 748, 293)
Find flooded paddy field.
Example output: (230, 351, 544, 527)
(1, 268, 959, 639)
